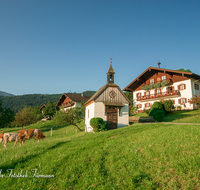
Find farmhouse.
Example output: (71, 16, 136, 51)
(123, 63, 200, 112)
(56, 93, 91, 111)
(85, 62, 130, 132)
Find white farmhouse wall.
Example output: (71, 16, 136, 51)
(134, 79, 196, 112)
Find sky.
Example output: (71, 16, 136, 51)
(1, 0, 200, 95)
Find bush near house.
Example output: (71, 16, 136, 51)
(90, 117, 108, 132)
(149, 102, 165, 121)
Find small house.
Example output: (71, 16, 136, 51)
(56, 93, 91, 111)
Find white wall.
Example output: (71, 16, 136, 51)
(85, 102, 129, 132)
(134, 79, 195, 111)
(85, 102, 95, 132)
(118, 104, 129, 128)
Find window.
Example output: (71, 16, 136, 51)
(168, 87, 173, 93)
(178, 84, 186, 90)
(136, 93, 142, 98)
(137, 104, 142, 109)
(150, 79, 154, 85)
(145, 103, 151, 108)
(157, 89, 161, 95)
(146, 91, 150, 97)
(195, 84, 199, 90)
(179, 98, 187, 105)
(162, 75, 166, 81)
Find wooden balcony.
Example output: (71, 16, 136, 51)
(137, 90, 180, 102)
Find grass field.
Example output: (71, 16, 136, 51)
(0, 110, 200, 189)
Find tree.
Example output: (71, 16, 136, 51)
(149, 101, 165, 121)
(124, 91, 134, 115)
(53, 107, 83, 131)
(177, 68, 192, 73)
(43, 101, 59, 117)
(188, 93, 200, 107)
(12, 106, 37, 129)
(161, 100, 174, 113)
(0, 100, 15, 128)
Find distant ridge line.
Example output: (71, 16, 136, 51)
(0, 90, 15, 96)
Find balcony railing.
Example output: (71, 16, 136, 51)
(137, 90, 180, 101)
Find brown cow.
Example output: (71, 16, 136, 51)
(25, 129, 46, 142)
(0, 133, 20, 148)
(18, 129, 46, 143)
(17, 130, 27, 145)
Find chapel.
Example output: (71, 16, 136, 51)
(85, 61, 130, 132)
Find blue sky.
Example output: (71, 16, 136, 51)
(1, 0, 200, 95)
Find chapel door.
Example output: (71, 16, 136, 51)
(107, 107, 117, 130)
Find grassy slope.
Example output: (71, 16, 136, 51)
(133, 109, 200, 123)
(1, 118, 200, 189)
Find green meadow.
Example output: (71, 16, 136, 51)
(0, 110, 200, 189)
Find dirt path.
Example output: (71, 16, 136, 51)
(141, 122, 200, 125)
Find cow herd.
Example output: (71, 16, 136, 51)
(0, 129, 46, 148)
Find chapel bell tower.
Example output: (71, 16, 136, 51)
(107, 58, 115, 84)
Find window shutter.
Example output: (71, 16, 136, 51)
(178, 85, 180, 90)
(185, 98, 187, 103)
(172, 86, 174, 91)
(178, 99, 181, 104)
(144, 92, 146, 96)
(155, 90, 157, 95)
(184, 84, 186, 89)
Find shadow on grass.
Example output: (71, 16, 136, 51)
(0, 140, 70, 173)
(132, 173, 159, 188)
(163, 114, 193, 122)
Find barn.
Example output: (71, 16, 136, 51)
(85, 62, 130, 132)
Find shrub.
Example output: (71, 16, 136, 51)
(161, 100, 174, 113)
(177, 105, 182, 110)
(149, 102, 164, 116)
(153, 109, 165, 122)
(149, 102, 165, 121)
(90, 117, 107, 132)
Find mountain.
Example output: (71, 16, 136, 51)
(0, 91, 96, 113)
(0, 90, 15, 96)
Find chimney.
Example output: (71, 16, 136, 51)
(157, 61, 161, 68)
(81, 92, 84, 97)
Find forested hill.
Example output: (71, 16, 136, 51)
(0, 91, 96, 113)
